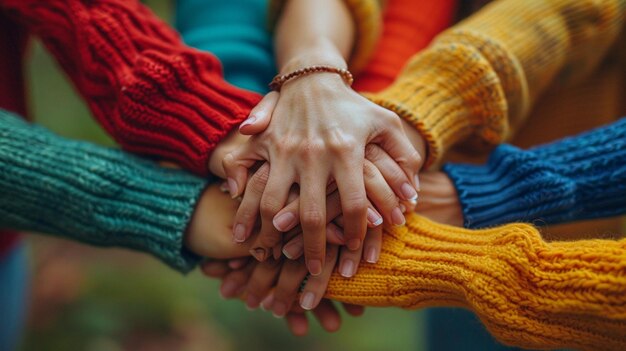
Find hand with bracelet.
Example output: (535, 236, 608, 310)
(222, 0, 423, 276)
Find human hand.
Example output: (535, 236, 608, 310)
(184, 183, 257, 259)
(225, 83, 422, 277)
(414, 172, 463, 227)
(201, 250, 366, 335)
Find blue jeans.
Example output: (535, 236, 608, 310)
(0, 243, 28, 351)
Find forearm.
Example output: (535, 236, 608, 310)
(274, 0, 354, 73)
(443, 118, 626, 230)
(326, 214, 626, 350)
(369, 0, 625, 166)
(0, 110, 207, 272)
(0, 0, 261, 175)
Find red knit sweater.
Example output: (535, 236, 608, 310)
(0, 0, 262, 175)
(0, 0, 456, 258)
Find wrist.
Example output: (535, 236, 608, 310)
(279, 37, 347, 74)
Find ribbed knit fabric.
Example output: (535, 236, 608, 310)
(268, 0, 382, 73)
(0, 110, 207, 273)
(0, 10, 29, 258)
(325, 214, 626, 350)
(352, 0, 456, 93)
(175, 0, 275, 94)
(368, 0, 625, 168)
(444, 118, 626, 229)
(0, 0, 262, 176)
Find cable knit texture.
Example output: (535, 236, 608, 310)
(326, 214, 626, 351)
(268, 0, 382, 73)
(368, 0, 625, 167)
(445, 118, 626, 229)
(0, 0, 262, 175)
(0, 110, 206, 272)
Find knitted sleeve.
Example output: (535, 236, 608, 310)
(0, 0, 262, 176)
(268, 0, 382, 73)
(0, 110, 207, 273)
(443, 118, 626, 229)
(326, 214, 626, 351)
(368, 0, 625, 167)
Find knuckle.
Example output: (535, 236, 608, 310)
(301, 210, 325, 229)
(362, 162, 378, 180)
(365, 143, 383, 160)
(342, 195, 367, 216)
(297, 140, 324, 158)
(249, 168, 270, 194)
(260, 195, 281, 218)
(305, 243, 325, 258)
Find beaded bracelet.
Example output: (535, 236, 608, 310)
(269, 65, 354, 91)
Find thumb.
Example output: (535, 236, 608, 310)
(239, 92, 279, 135)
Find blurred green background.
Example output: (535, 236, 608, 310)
(19, 1, 424, 350)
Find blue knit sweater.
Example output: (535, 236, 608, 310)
(0, 110, 206, 272)
(444, 118, 626, 229)
(175, 0, 275, 94)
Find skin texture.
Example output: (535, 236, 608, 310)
(222, 0, 423, 277)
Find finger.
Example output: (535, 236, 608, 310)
(333, 155, 368, 251)
(272, 259, 309, 318)
(375, 116, 423, 191)
(362, 225, 383, 264)
(337, 241, 363, 279)
(311, 300, 341, 333)
(228, 257, 250, 270)
(299, 245, 339, 310)
(299, 172, 329, 276)
(251, 163, 295, 261)
(219, 261, 256, 299)
(282, 222, 344, 260)
(201, 260, 231, 278)
(245, 258, 282, 310)
(285, 312, 309, 336)
(239, 92, 279, 135)
(222, 143, 266, 198)
(232, 163, 270, 243)
(342, 303, 365, 317)
(363, 160, 404, 226)
(365, 143, 418, 206)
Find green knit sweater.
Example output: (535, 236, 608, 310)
(0, 110, 206, 272)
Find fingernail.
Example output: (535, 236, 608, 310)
(414, 175, 421, 191)
(227, 178, 238, 198)
(246, 294, 260, 310)
(219, 182, 230, 193)
(409, 192, 419, 206)
(365, 246, 379, 263)
(282, 240, 303, 260)
(261, 293, 275, 311)
(250, 247, 267, 261)
(401, 182, 418, 202)
(233, 223, 246, 243)
(347, 238, 361, 251)
(272, 301, 287, 318)
(366, 208, 383, 227)
(300, 292, 316, 310)
(273, 212, 297, 232)
(220, 280, 240, 298)
(392, 207, 406, 226)
(340, 259, 355, 278)
(239, 115, 257, 129)
(307, 259, 323, 276)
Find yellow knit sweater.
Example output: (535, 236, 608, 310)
(325, 214, 626, 351)
(368, 0, 625, 167)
